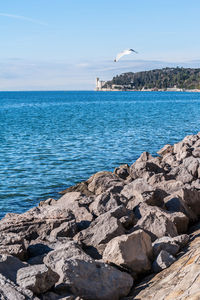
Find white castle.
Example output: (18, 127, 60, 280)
(95, 78, 106, 91)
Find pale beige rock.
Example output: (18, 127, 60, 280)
(125, 223, 200, 300)
(87, 171, 123, 195)
(44, 240, 133, 300)
(103, 229, 152, 274)
(157, 144, 173, 156)
(17, 264, 59, 294)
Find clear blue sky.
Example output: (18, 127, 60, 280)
(1, 0, 200, 90)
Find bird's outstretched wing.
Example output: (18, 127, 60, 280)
(114, 49, 138, 62)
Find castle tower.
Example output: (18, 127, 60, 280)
(96, 77, 101, 90)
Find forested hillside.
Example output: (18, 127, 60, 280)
(103, 67, 200, 90)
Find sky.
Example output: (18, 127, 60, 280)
(1, 0, 200, 90)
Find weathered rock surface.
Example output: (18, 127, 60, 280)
(152, 250, 176, 273)
(89, 189, 127, 217)
(44, 240, 133, 300)
(0, 254, 27, 283)
(87, 171, 124, 195)
(17, 264, 59, 294)
(127, 223, 200, 300)
(135, 203, 178, 241)
(0, 273, 39, 300)
(103, 230, 152, 274)
(152, 236, 180, 257)
(121, 178, 165, 209)
(0, 205, 79, 256)
(75, 206, 132, 255)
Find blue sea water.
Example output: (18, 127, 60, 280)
(0, 91, 200, 219)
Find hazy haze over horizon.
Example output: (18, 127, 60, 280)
(1, 0, 200, 90)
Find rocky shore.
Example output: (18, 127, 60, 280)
(1, 133, 200, 299)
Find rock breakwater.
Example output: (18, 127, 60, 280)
(1, 133, 200, 299)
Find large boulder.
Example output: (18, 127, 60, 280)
(121, 178, 165, 209)
(130, 152, 164, 180)
(152, 234, 189, 258)
(0, 205, 79, 246)
(74, 206, 127, 255)
(17, 264, 59, 294)
(0, 254, 27, 283)
(135, 201, 189, 235)
(44, 240, 133, 300)
(103, 230, 152, 274)
(89, 189, 127, 217)
(87, 171, 124, 195)
(175, 188, 200, 216)
(164, 194, 197, 222)
(135, 204, 178, 241)
(182, 156, 200, 177)
(56, 192, 93, 223)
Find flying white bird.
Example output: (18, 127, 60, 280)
(114, 49, 138, 62)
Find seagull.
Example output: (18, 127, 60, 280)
(114, 49, 138, 62)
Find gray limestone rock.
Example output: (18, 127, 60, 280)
(89, 190, 127, 217)
(0, 254, 27, 283)
(0, 273, 38, 300)
(121, 178, 165, 209)
(17, 264, 59, 294)
(44, 240, 133, 300)
(135, 203, 178, 241)
(152, 237, 180, 257)
(152, 250, 176, 273)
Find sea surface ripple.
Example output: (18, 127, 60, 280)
(0, 91, 200, 218)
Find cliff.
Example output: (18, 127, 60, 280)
(1, 132, 200, 299)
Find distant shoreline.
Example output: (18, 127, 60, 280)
(95, 89, 200, 92)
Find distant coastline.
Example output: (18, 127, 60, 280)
(95, 87, 200, 92)
(96, 67, 200, 92)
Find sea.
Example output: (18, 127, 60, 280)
(1, 91, 200, 219)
